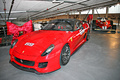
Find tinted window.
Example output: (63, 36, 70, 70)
(43, 20, 73, 31)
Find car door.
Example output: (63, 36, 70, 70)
(80, 22, 88, 40)
(79, 25, 86, 41)
(71, 20, 83, 49)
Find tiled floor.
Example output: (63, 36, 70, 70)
(0, 30, 120, 80)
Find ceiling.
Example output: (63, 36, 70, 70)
(0, 0, 119, 25)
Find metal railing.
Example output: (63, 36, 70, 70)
(0, 27, 12, 46)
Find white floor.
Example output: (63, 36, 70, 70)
(0, 30, 120, 80)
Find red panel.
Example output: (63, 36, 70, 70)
(95, 20, 112, 29)
(6, 20, 33, 44)
(0, 38, 2, 44)
(87, 14, 93, 21)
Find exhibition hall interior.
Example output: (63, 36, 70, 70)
(0, 0, 120, 80)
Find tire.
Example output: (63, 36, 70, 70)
(92, 28, 95, 30)
(92, 20, 96, 30)
(112, 25, 116, 30)
(110, 20, 113, 26)
(111, 25, 116, 33)
(60, 44, 70, 66)
(86, 30, 90, 41)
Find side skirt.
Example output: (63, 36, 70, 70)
(71, 39, 86, 55)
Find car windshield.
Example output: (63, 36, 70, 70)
(42, 19, 74, 31)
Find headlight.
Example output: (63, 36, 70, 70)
(41, 44, 54, 56)
(11, 39, 18, 48)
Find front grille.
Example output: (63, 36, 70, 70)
(14, 57, 35, 66)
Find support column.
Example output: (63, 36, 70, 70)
(56, 16, 58, 19)
(67, 12, 69, 19)
(79, 11, 81, 20)
(106, 6, 109, 18)
(3, 0, 6, 23)
(92, 9, 94, 20)
(91, 9, 95, 30)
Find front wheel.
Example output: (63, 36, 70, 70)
(60, 44, 70, 66)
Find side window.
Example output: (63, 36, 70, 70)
(74, 21, 83, 30)
(76, 21, 80, 29)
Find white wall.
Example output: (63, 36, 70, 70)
(81, 4, 120, 14)
(109, 4, 120, 14)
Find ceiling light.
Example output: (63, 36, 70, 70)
(52, 0, 64, 3)
(0, 18, 17, 20)
(0, 11, 26, 14)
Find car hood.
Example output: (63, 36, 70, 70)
(14, 30, 72, 57)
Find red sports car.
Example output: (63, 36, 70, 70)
(92, 18, 116, 32)
(9, 19, 90, 74)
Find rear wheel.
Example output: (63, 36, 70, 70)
(60, 44, 70, 65)
(111, 25, 116, 33)
(110, 20, 113, 26)
(112, 25, 116, 30)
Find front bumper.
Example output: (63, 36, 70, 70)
(9, 61, 39, 74)
(9, 51, 61, 73)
